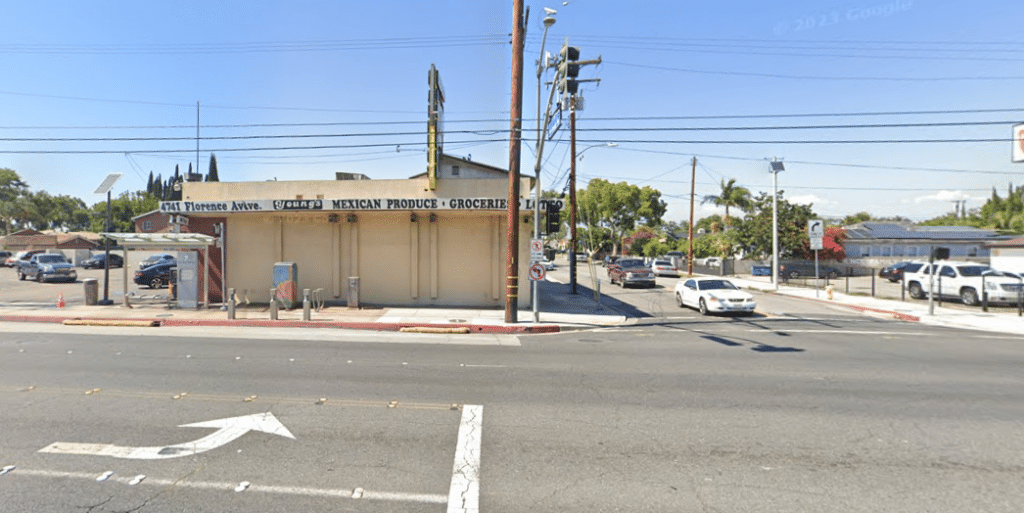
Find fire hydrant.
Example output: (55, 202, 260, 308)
(826, 284, 835, 300)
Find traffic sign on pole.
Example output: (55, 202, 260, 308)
(529, 263, 546, 281)
(808, 219, 824, 250)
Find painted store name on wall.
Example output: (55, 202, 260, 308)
(160, 198, 564, 213)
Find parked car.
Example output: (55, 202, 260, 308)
(703, 257, 723, 268)
(650, 259, 679, 277)
(138, 253, 175, 269)
(674, 277, 756, 316)
(6, 249, 44, 268)
(878, 261, 922, 282)
(541, 258, 555, 271)
(0, 251, 11, 264)
(134, 262, 177, 289)
(903, 260, 1023, 306)
(18, 253, 78, 283)
(779, 262, 842, 279)
(81, 253, 124, 269)
(607, 258, 656, 288)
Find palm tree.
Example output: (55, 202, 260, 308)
(702, 178, 752, 230)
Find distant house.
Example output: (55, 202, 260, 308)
(132, 210, 172, 233)
(409, 154, 534, 187)
(0, 229, 100, 264)
(843, 222, 1011, 262)
(985, 238, 1024, 273)
(1, 229, 99, 251)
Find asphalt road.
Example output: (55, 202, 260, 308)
(2, 281, 1022, 512)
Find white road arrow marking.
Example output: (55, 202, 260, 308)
(38, 412, 294, 460)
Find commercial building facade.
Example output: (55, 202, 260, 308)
(160, 163, 542, 309)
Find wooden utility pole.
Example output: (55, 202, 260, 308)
(569, 97, 578, 294)
(688, 156, 696, 276)
(505, 0, 526, 323)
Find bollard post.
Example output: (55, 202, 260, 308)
(270, 288, 278, 320)
(302, 288, 311, 321)
(228, 288, 236, 319)
(596, 279, 602, 310)
(871, 274, 875, 297)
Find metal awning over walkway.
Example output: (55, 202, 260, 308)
(101, 233, 217, 308)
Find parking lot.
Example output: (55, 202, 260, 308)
(1, 251, 176, 308)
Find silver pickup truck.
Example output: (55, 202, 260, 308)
(18, 253, 78, 283)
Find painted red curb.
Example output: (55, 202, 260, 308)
(843, 304, 920, 322)
(0, 315, 560, 334)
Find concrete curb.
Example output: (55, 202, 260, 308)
(0, 315, 561, 334)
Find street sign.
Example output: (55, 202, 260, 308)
(38, 412, 294, 460)
(808, 219, 823, 237)
(528, 263, 546, 281)
(530, 239, 544, 263)
(808, 219, 824, 250)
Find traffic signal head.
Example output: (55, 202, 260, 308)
(560, 45, 580, 62)
(558, 78, 579, 95)
(546, 203, 561, 234)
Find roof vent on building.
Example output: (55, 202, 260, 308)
(336, 172, 370, 181)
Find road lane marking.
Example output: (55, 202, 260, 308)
(447, 404, 482, 513)
(747, 329, 925, 335)
(38, 412, 294, 460)
(1, 468, 447, 504)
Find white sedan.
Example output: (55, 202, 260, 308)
(674, 277, 756, 316)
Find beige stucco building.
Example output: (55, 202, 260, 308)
(161, 157, 546, 309)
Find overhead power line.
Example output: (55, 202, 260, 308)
(606, 60, 1024, 82)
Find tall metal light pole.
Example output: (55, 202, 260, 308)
(569, 141, 617, 294)
(769, 159, 785, 290)
(532, 8, 557, 323)
(93, 174, 122, 306)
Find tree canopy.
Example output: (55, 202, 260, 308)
(577, 178, 667, 255)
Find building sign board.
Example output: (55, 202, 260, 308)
(160, 198, 565, 214)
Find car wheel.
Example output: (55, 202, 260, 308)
(960, 288, 980, 307)
(149, 277, 164, 289)
(18, 271, 25, 281)
(908, 282, 925, 300)
(698, 298, 709, 315)
(36, 272, 43, 282)
(676, 292, 684, 307)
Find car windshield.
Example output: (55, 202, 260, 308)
(38, 255, 66, 263)
(698, 280, 738, 291)
(653, 260, 671, 266)
(618, 260, 644, 268)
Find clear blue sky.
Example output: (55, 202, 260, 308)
(2, 0, 1022, 223)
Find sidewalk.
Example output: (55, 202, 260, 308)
(0, 274, 1020, 335)
(729, 274, 1024, 336)
(0, 279, 626, 334)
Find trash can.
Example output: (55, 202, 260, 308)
(83, 278, 99, 305)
